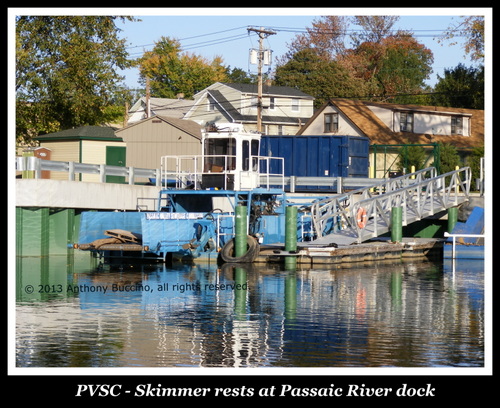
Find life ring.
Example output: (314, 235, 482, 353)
(356, 207, 367, 229)
(220, 235, 259, 263)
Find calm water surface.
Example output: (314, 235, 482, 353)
(15, 253, 484, 368)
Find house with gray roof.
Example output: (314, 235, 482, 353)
(183, 82, 314, 135)
(127, 96, 195, 124)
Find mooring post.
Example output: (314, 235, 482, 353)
(391, 206, 403, 243)
(285, 205, 298, 252)
(447, 207, 458, 233)
(235, 205, 247, 257)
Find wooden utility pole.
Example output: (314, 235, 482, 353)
(247, 27, 276, 133)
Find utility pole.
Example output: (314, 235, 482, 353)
(247, 27, 276, 133)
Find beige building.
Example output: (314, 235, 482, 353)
(34, 125, 124, 182)
(116, 115, 203, 181)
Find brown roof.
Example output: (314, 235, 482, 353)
(298, 98, 484, 149)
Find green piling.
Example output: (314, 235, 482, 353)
(391, 206, 402, 243)
(235, 205, 247, 258)
(447, 207, 458, 233)
(285, 205, 298, 252)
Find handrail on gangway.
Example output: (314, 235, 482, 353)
(310, 167, 471, 245)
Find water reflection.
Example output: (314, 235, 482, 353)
(15, 253, 484, 368)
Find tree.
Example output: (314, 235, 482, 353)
(466, 145, 484, 186)
(276, 16, 433, 103)
(274, 48, 370, 107)
(16, 16, 135, 144)
(138, 37, 228, 99)
(438, 143, 461, 174)
(397, 145, 427, 173)
(225, 67, 257, 84)
(439, 16, 485, 62)
(431, 64, 484, 109)
(278, 15, 349, 64)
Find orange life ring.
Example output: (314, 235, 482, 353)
(356, 207, 367, 229)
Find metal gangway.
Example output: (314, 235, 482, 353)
(308, 167, 471, 246)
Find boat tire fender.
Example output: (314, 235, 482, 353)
(220, 235, 259, 263)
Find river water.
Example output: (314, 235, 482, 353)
(14, 252, 486, 370)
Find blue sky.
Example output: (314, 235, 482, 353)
(112, 8, 489, 89)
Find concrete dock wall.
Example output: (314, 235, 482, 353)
(16, 179, 161, 211)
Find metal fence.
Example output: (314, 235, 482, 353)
(16, 156, 161, 186)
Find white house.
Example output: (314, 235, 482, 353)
(183, 82, 315, 135)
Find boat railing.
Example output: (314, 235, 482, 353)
(160, 154, 285, 190)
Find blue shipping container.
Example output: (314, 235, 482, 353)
(260, 135, 369, 182)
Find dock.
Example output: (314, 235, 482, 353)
(255, 237, 443, 265)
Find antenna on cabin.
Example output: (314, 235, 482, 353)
(247, 27, 276, 133)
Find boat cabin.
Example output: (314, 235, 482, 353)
(161, 126, 282, 191)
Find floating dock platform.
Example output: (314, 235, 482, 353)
(255, 237, 443, 266)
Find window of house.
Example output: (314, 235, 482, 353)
(291, 99, 299, 112)
(268, 97, 275, 110)
(324, 113, 339, 133)
(400, 112, 414, 132)
(451, 116, 464, 135)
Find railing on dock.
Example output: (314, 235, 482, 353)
(310, 167, 472, 245)
(16, 156, 160, 186)
(444, 232, 485, 259)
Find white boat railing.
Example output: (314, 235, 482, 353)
(160, 154, 285, 190)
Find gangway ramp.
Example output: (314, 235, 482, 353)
(307, 167, 471, 246)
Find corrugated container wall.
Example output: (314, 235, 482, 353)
(260, 135, 369, 180)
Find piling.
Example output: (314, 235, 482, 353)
(447, 207, 458, 233)
(235, 205, 247, 257)
(285, 206, 298, 252)
(391, 206, 403, 243)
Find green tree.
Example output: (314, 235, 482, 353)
(225, 67, 257, 84)
(397, 145, 427, 173)
(274, 48, 369, 107)
(16, 16, 135, 144)
(466, 145, 484, 185)
(138, 37, 228, 99)
(438, 143, 461, 174)
(431, 64, 484, 109)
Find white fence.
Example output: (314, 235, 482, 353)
(16, 156, 160, 186)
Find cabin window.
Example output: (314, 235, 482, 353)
(324, 113, 339, 133)
(400, 112, 414, 132)
(242, 140, 260, 171)
(204, 138, 236, 171)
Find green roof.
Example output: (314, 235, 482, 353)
(35, 126, 122, 141)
